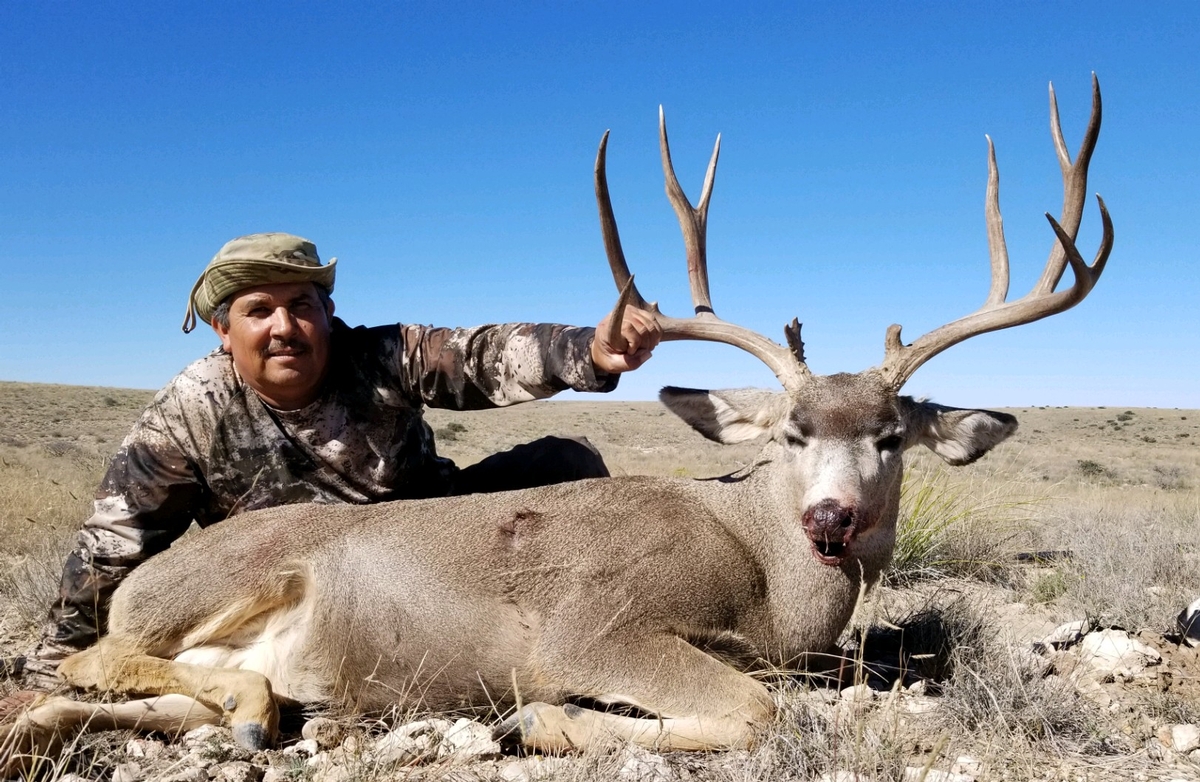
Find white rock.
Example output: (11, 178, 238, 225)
(310, 760, 354, 782)
(182, 724, 224, 745)
(839, 683, 876, 702)
(372, 729, 433, 764)
(817, 772, 870, 782)
(161, 769, 209, 782)
(301, 716, 345, 749)
(906, 679, 928, 696)
(112, 763, 142, 782)
(442, 717, 501, 758)
(283, 738, 320, 757)
(950, 754, 982, 778)
(898, 695, 939, 716)
(497, 757, 576, 781)
(212, 761, 264, 782)
(1077, 629, 1161, 679)
(261, 770, 287, 782)
(1168, 723, 1200, 753)
(1041, 619, 1090, 648)
(124, 738, 165, 759)
(902, 768, 974, 782)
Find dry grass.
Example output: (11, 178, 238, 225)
(2, 382, 1199, 780)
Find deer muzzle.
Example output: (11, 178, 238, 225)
(801, 498, 859, 566)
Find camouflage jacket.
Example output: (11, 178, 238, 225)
(49, 317, 614, 647)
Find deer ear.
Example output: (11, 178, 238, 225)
(659, 386, 790, 444)
(904, 400, 1018, 466)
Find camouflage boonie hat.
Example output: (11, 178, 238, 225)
(182, 233, 337, 333)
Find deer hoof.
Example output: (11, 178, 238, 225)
(231, 721, 270, 751)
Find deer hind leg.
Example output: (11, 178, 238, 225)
(57, 637, 278, 750)
(502, 632, 773, 752)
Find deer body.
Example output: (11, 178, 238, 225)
(1, 79, 1109, 772)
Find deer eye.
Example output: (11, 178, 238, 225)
(876, 435, 903, 453)
(783, 431, 809, 449)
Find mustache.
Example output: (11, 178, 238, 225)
(261, 338, 310, 358)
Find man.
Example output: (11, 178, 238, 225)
(17, 232, 661, 685)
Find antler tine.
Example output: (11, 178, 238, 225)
(983, 136, 1010, 307)
(659, 106, 718, 316)
(593, 119, 812, 394)
(879, 77, 1113, 390)
(1034, 72, 1103, 295)
(595, 131, 652, 313)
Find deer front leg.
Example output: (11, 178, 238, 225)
(1, 693, 222, 777)
(501, 632, 773, 752)
(57, 638, 278, 750)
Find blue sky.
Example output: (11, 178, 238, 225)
(1, 2, 1196, 408)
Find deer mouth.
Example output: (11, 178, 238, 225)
(809, 536, 851, 566)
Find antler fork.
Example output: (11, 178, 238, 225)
(596, 108, 813, 395)
(878, 74, 1114, 389)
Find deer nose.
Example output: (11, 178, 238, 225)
(802, 498, 856, 539)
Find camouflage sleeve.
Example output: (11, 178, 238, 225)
(399, 323, 619, 410)
(44, 408, 207, 650)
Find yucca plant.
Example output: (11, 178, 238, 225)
(888, 465, 1042, 585)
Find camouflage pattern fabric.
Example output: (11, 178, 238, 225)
(43, 317, 615, 651)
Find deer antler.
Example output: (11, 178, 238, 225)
(596, 108, 812, 394)
(878, 74, 1113, 389)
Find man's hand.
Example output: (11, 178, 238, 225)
(591, 306, 662, 374)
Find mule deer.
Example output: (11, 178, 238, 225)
(1, 77, 1111, 772)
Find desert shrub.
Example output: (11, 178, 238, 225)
(938, 628, 1102, 752)
(1152, 464, 1186, 490)
(1051, 502, 1200, 631)
(1116, 411, 1135, 422)
(1028, 569, 1072, 604)
(1075, 459, 1114, 480)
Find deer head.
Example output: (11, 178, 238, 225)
(596, 76, 1111, 567)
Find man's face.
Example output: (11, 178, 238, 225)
(211, 282, 335, 410)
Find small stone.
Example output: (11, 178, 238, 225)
(161, 768, 209, 782)
(839, 683, 876, 702)
(112, 762, 143, 782)
(310, 759, 354, 782)
(905, 679, 928, 695)
(182, 724, 224, 745)
(899, 695, 939, 715)
(1168, 723, 1200, 753)
(372, 719, 448, 762)
(498, 757, 576, 781)
(301, 716, 345, 750)
(1077, 629, 1161, 679)
(261, 770, 286, 782)
(902, 768, 974, 782)
(1042, 619, 1090, 648)
(283, 738, 320, 757)
(211, 761, 264, 782)
(817, 772, 869, 782)
(124, 738, 165, 759)
(442, 717, 501, 758)
(951, 755, 982, 778)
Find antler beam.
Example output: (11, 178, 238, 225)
(879, 74, 1113, 389)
